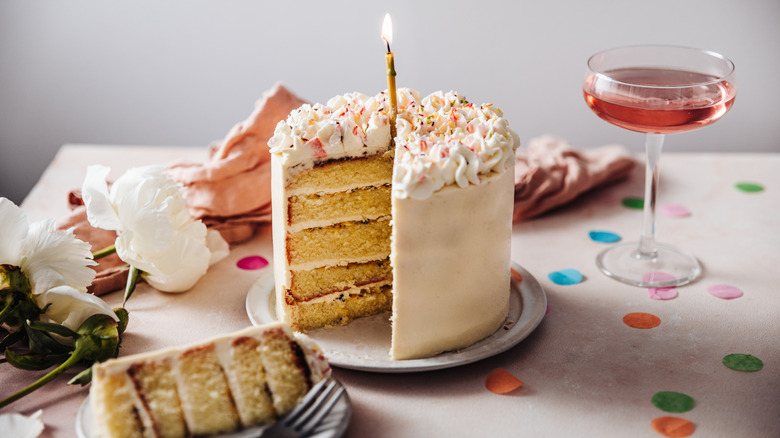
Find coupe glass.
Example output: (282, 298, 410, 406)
(583, 45, 736, 287)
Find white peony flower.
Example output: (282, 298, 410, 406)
(81, 165, 229, 292)
(0, 410, 44, 438)
(35, 286, 118, 332)
(0, 198, 96, 295)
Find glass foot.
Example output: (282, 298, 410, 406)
(596, 242, 701, 288)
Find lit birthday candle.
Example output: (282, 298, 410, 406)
(381, 13, 398, 136)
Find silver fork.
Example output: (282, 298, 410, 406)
(265, 377, 346, 438)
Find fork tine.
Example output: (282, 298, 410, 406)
(288, 379, 339, 430)
(283, 377, 333, 426)
(293, 385, 345, 434)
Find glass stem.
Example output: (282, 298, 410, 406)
(638, 133, 664, 258)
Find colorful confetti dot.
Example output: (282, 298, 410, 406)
(650, 416, 695, 437)
(623, 312, 661, 329)
(658, 204, 691, 218)
(735, 182, 764, 193)
(722, 353, 763, 372)
(588, 230, 621, 243)
(706, 284, 743, 300)
(485, 368, 523, 395)
(642, 271, 676, 283)
(510, 267, 523, 282)
(622, 197, 644, 209)
(547, 269, 583, 285)
(236, 255, 269, 270)
(652, 391, 695, 413)
(648, 287, 678, 300)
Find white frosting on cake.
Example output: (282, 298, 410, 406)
(394, 91, 520, 200)
(90, 323, 330, 380)
(390, 169, 514, 359)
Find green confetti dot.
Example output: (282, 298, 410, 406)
(735, 182, 764, 193)
(622, 197, 644, 209)
(722, 353, 763, 372)
(651, 391, 695, 413)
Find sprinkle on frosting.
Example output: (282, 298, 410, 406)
(268, 88, 520, 200)
(393, 91, 520, 200)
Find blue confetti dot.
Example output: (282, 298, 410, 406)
(548, 269, 584, 285)
(589, 230, 621, 243)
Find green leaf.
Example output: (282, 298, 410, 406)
(68, 364, 94, 386)
(123, 265, 140, 305)
(0, 329, 26, 351)
(29, 321, 78, 338)
(4, 349, 70, 371)
(24, 321, 72, 355)
(113, 307, 129, 335)
(75, 314, 120, 362)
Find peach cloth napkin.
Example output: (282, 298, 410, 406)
(57, 84, 634, 296)
(512, 135, 636, 221)
(166, 82, 308, 244)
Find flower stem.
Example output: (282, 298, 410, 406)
(0, 299, 14, 326)
(92, 244, 117, 260)
(0, 349, 85, 408)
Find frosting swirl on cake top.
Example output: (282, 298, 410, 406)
(268, 89, 519, 199)
(393, 91, 520, 200)
(269, 91, 407, 166)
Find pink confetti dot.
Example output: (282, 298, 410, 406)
(236, 255, 269, 270)
(648, 287, 678, 300)
(707, 284, 743, 300)
(642, 271, 676, 283)
(659, 203, 691, 218)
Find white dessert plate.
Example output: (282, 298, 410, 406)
(245, 263, 547, 373)
(76, 378, 351, 438)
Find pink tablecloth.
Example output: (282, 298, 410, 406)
(5, 144, 780, 437)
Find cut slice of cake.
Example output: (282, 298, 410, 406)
(89, 322, 330, 438)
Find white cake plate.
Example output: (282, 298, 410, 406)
(245, 263, 547, 373)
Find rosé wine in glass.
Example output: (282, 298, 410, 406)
(583, 45, 736, 287)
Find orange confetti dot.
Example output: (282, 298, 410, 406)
(511, 268, 523, 282)
(486, 368, 523, 395)
(650, 416, 695, 437)
(623, 312, 661, 329)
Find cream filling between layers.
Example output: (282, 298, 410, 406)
(288, 214, 391, 235)
(287, 254, 391, 273)
(284, 180, 390, 198)
(290, 280, 393, 305)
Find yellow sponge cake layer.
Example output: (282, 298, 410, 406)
(288, 185, 391, 231)
(176, 345, 240, 435)
(127, 359, 187, 438)
(287, 219, 391, 267)
(259, 327, 314, 414)
(285, 153, 393, 194)
(226, 336, 276, 426)
(290, 259, 392, 300)
(89, 372, 145, 438)
(280, 284, 393, 331)
(90, 323, 330, 438)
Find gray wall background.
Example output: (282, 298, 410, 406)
(2, 0, 779, 205)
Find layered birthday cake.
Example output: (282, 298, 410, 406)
(89, 322, 329, 437)
(269, 89, 519, 360)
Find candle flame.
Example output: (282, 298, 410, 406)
(381, 13, 393, 46)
